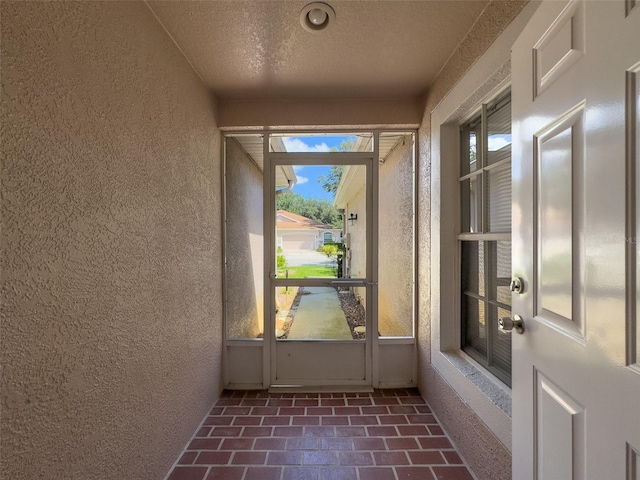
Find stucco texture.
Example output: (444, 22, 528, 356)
(1, 2, 223, 479)
(343, 184, 367, 306)
(416, 1, 529, 479)
(379, 135, 414, 337)
(225, 138, 264, 338)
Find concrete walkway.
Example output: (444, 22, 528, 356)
(287, 287, 352, 339)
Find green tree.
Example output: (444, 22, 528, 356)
(331, 138, 355, 152)
(276, 192, 342, 228)
(318, 244, 339, 275)
(318, 138, 354, 194)
(276, 192, 304, 214)
(317, 166, 344, 195)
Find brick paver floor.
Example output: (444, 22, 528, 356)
(166, 389, 475, 480)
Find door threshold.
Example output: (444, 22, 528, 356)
(268, 385, 374, 394)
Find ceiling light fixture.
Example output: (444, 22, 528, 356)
(308, 8, 328, 26)
(300, 2, 335, 33)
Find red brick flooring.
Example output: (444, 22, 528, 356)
(166, 389, 474, 480)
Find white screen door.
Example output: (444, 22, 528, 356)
(512, 0, 640, 477)
(264, 137, 377, 387)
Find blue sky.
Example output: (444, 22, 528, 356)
(291, 165, 334, 201)
(283, 133, 510, 201)
(281, 136, 354, 201)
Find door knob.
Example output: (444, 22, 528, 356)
(510, 277, 524, 294)
(498, 314, 525, 334)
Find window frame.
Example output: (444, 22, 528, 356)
(458, 90, 513, 387)
(425, 18, 540, 451)
(427, 1, 538, 454)
(431, 85, 514, 450)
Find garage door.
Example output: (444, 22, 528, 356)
(282, 234, 315, 251)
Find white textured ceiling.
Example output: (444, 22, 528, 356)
(147, 0, 489, 100)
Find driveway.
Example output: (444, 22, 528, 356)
(283, 250, 332, 267)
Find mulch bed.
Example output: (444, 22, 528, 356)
(337, 288, 366, 339)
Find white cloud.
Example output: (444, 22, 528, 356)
(295, 175, 309, 185)
(293, 165, 305, 172)
(282, 137, 331, 153)
(487, 135, 512, 152)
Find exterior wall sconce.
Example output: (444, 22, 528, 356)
(347, 213, 358, 226)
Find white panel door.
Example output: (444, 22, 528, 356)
(512, 0, 640, 478)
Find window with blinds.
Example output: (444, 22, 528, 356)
(459, 91, 512, 387)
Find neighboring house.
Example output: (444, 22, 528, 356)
(276, 210, 341, 251)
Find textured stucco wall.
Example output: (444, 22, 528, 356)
(416, 2, 529, 480)
(344, 186, 367, 305)
(218, 98, 422, 129)
(225, 138, 264, 338)
(379, 136, 414, 337)
(1, 3, 223, 480)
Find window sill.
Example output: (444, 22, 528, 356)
(431, 349, 512, 450)
(442, 351, 511, 418)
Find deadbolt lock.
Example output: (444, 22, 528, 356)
(510, 276, 524, 294)
(498, 314, 525, 334)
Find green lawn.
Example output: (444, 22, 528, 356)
(277, 265, 336, 278)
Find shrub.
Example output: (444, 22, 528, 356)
(277, 254, 287, 268)
(319, 244, 339, 257)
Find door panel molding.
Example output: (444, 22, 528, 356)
(534, 369, 586, 480)
(533, 102, 586, 343)
(627, 443, 640, 480)
(533, 0, 585, 99)
(626, 63, 640, 369)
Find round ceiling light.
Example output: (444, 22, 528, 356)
(308, 8, 328, 26)
(300, 2, 335, 33)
